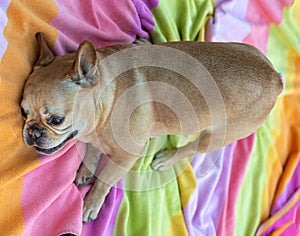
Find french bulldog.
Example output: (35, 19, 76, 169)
(21, 32, 283, 222)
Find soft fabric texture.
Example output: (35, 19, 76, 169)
(0, 0, 299, 235)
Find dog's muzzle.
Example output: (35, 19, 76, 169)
(24, 124, 45, 147)
(34, 130, 78, 155)
(27, 124, 43, 141)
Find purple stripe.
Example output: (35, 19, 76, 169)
(132, 0, 158, 32)
(0, 0, 10, 60)
(206, 0, 251, 42)
(183, 144, 234, 236)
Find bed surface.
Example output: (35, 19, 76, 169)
(0, 0, 299, 235)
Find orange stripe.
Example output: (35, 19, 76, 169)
(0, 0, 58, 233)
(273, 50, 300, 203)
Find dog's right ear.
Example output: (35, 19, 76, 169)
(34, 32, 54, 68)
(70, 40, 99, 88)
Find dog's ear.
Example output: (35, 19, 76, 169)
(71, 40, 99, 88)
(34, 32, 54, 68)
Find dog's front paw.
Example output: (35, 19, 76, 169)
(134, 37, 152, 44)
(82, 192, 105, 223)
(151, 149, 177, 171)
(75, 165, 94, 186)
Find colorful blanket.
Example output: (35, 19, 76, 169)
(0, 0, 299, 235)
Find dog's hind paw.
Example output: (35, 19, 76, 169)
(151, 149, 177, 171)
(75, 165, 94, 186)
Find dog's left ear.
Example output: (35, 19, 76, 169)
(71, 40, 99, 88)
(34, 32, 55, 68)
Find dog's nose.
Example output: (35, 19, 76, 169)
(28, 125, 43, 140)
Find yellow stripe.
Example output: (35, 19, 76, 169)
(167, 162, 197, 235)
(167, 211, 189, 236)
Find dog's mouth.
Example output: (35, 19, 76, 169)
(35, 130, 78, 155)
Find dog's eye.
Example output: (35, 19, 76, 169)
(21, 107, 27, 120)
(49, 117, 64, 126)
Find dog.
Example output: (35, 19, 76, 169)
(21, 32, 283, 222)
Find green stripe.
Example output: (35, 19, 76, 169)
(114, 0, 214, 234)
(150, 0, 214, 43)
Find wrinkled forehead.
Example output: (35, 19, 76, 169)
(23, 54, 76, 94)
(22, 84, 70, 114)
(21, 56, 76, 112)
(29, 54, 74, 83)
(21, 91, 77, 122)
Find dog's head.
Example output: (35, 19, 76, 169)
(21, 33, 100, 155)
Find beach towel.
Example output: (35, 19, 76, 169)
(0, 0, 299, 235)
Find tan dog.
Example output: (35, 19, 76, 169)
(21, 33, 283, 222)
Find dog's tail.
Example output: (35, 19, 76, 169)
(278, 72, 286, 95)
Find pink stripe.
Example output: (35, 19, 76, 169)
(217, 134, 255, 236)
(50, 0, 155, 56)
(21, 142, 86, 236)
(22, 142, 125, 235)
(243, 0, 290, 54)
